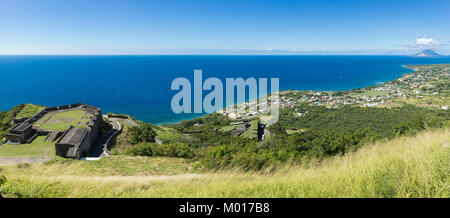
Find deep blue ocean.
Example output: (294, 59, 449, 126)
(1, 55, 449, 124)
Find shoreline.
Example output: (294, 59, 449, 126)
(2, 61, 447, 126)
(160, 64, 423, 125)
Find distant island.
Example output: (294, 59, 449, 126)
(415, 49, 442, 57)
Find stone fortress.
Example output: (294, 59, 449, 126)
(6, 103, 102, 159)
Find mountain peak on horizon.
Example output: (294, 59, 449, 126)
(415, 49, 441, 57)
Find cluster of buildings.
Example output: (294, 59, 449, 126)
(219, 64, 449, 121)
(281, 65, 449, 109)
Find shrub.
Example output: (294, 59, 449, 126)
(125, 142, 197, 158)
(151, 142, 195, 158)
(129, 124, 157, 144)
(125, 143, 153, 156)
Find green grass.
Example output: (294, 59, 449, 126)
(1, 155, 195, 177)
(1, 128, 448, 197)
(0, 136, 54, 157)
(401, 95, 450, 107)
(34, 109, 92, 131)
(286, 129, 304, 135)
(110, 124, 186, 154)
(241, 120, 258, 139)
(15, 104, 45, 119)
(153, 126, 185, 143)
(219, 125, 236, 132)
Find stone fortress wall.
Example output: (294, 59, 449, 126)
(6, 103, 102, 159)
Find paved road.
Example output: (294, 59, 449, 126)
(89, 119, 121, 157)
(124, 118, 139, 127)
(89, 117, 138, 157)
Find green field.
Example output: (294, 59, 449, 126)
(15, 104, 45, 119)
(34, 109, 92, 131)
(1, 128, 448, 197)
(219, 125, 236, 132)
(111, 123, 187, 154)
(0, 136, 54, 157)
(401, 95, 450, 107)
(2, 155, 194, 176)
(241, 120, 259, 139)
(153, 126, 185, 143)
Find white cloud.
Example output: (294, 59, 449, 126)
(416, 37, 439, 46)
(398, 36, 446, 51)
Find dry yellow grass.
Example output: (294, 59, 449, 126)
(1, 128, 449, 198)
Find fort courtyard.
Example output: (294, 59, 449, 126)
(3, 103, 103, 159)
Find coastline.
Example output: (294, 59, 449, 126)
(1, 56, 449, 125)
(161, 64, 425, 125)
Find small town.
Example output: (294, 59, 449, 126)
(221, 64, 449, 121)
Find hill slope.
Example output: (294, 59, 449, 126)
(1, 128, 448, 198)
(415, 49, 441, 57)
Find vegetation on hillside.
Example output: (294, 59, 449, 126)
(0, 104, 24, 142)
(15, 104, 45, 119)
(1, 128, 448, 198)
(0, 64, 448, 197)
(129, 124, 157, 144)
(0, 136, 54, 157)
(123, 105, 449, 171)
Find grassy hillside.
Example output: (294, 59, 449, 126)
(0, 136, 54, 157)
(15, 104, 45, 119)
(1, 128, 448, 198)
(0, 104, 24, 142)
(111, 122, 188, 154)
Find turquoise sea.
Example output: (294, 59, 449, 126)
(1, 55, 449, 124)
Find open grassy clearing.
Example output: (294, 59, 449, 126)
(219, 125, 236, 132)
(401, 95, 449, 107)
(1, 155, 195, 177)
(153, 126, 185, 143)
(15, 104, 45, 119)
(286, 129, 305, 135)
(241, 120, 259, 139)
(34, 109, 91, 131)
(0, 136, 54, 157)
(110, 123, 186, 154)
(2, 128, 448, 198)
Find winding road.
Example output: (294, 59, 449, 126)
(89, 118, 122, 157)
(89, 116, 139, 157)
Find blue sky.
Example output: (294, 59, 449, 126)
(1, 0, 449, 55)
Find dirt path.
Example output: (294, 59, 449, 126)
(0, 156, 51, 165)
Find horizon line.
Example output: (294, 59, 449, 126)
(0, 53, 447, 56)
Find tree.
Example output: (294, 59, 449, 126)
(268, 122, 286, 135)
(129, 124, 157, 144)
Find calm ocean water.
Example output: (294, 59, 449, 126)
(1, 55, 449, 124)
